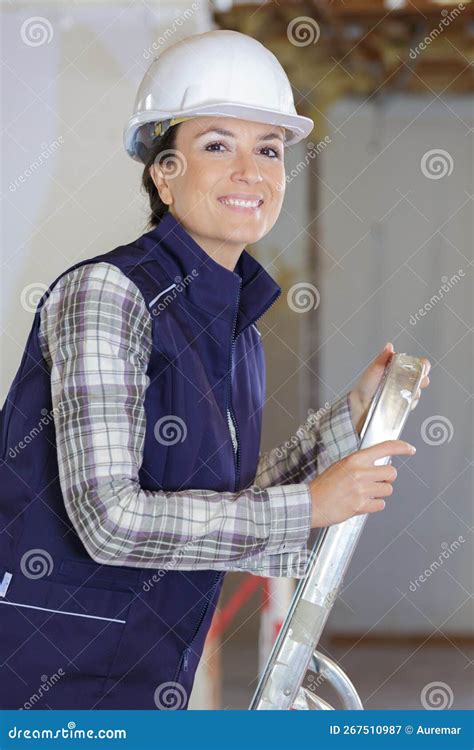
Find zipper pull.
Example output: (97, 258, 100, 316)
(0, 572, 12, 598)
(183, 648, 190, 672)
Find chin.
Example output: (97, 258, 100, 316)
(225, 217, 272, 241)
(226, 229, 263, 246)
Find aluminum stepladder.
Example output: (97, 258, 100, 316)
(250, 352, 425, 710)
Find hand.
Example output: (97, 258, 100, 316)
(309, 439, 417, 528)
(349, 343, 431, 435)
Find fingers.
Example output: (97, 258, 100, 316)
(359, 439, 416, 463)
(421, 358, 431, 377)
(416, 359, 431, 396)
(365, 499, 386, 514)
(354, 498, 386, 515)
(418, 375, 430, 392)
(372, 464, 398, 482)
(410, 370, 431, 410)
(417, 359, 431, 397)
(368, 480, 394, 498)
(353, 464, 398, 482)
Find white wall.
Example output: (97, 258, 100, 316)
(318, 95, 473, 634)
(1, 4, 472, 638)
(1, 0, 214, 393)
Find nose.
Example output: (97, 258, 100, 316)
(232, 150, 263, 184)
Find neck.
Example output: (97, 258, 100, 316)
(194, 239, 243, 273)
(173, 216, 244, 273)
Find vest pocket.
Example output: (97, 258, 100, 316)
(172, 572, 222, 682)
(57, 557, 141, 594)
(0, 574, 132, 707)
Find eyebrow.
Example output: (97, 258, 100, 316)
(193, 127, 285, 143)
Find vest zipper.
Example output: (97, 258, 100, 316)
(227, 279, 242, 492)
(173, 284, 281, 681)
(226, 283, 282, 493)
(240, 290, 281, 337)
(173, 572, 222, 678)
(228, 400, 241, 493)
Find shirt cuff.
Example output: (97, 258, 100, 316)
(318, 391, 361, 466)
(225, 546, 311, 578)
(264, 483, 312, 554)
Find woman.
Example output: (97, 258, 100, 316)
(0, 29, 430, 710)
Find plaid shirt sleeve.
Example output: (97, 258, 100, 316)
(255, 392, 361, 488)
(226, 393, 361, 577)
(37, 262, 313, 574)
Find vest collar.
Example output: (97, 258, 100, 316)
(146, 211, 281, 337)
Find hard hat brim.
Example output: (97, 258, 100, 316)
(123, 103, 314, 162)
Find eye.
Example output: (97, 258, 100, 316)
(260, 146, 281, 159)
(204, 141, 282, 159)
(205, 141, 227, 153)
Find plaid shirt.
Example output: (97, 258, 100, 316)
(38, 262, 360, 578)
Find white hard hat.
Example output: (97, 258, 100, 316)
(124, 29, 314, 162)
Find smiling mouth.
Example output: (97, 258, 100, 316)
(217, 198, 264, 211)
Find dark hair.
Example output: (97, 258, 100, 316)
(140, 123, 182, 230)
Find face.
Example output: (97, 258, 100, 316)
(149, 116, 286, 266)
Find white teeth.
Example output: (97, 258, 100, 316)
(220, 198, 261, 208)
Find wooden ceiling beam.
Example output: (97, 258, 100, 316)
(213, 0, 474, 93)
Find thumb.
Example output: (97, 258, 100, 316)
(375, 341, 394, 366)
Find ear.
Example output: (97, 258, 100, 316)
(149, 162, 172, 206)
(148, 162, 158, 187)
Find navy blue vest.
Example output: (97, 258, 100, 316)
(0, 211, 281, 709)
